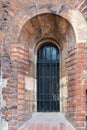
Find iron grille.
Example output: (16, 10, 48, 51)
(37, 43, 60, 112)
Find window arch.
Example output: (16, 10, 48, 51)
(37, 43, 60, 112)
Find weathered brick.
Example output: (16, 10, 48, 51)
(1, 0, 87, 130)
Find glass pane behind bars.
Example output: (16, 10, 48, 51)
(37, 44, 60, 112)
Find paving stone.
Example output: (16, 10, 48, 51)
(22, 113, 75, 130)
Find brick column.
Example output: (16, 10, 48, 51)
(8, 45, 18, 130)
(10, 44, 30, 129)
(16, 44, 30, 127)
(66, 43, 87, 130)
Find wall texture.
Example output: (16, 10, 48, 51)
(0, 0, 87, 130)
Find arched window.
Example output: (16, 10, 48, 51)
(37, 43, 60, 112)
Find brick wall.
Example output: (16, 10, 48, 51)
(1, 0, 87, 130)
(2, 0, 87, 21)
(66, 43, 87, 130)
(10, 44, 32, 129)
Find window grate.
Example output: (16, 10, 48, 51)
(37, 44, 60, 112)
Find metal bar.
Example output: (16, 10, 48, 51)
(38, 50, 40, 111)
(37, 44, 59, 112)
(56, 64, 58, 111)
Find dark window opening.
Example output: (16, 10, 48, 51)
(37, 43, 60, 112)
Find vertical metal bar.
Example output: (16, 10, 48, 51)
(42, 47, 45, 111)
(39, 49, 41, 111)
(40, 48, 42, 111)
(53, 63, 54, 111)
(38, 49, 39, 111)
(44, 47, 46, 111)
(56, 53, 57, 111)
(37, 45, 59, 112)
(55, 49, 57, 111)
(41, 48, 43, 111)
(37, 51, 38, 111)
(56, 52, 59, 111)
(52, 64, 53, 111)
(49, 47, 51, 111)
(57, 61, 60, 110)
(51, 47, 53, 111)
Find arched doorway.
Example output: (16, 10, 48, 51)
(37, 43, 60, 112)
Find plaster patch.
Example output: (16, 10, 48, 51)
(60, 76, 68, 87)
(25, 76, 35, 90)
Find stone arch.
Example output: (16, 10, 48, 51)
(11, 11, 86, 129)
(34, 38, 61, 55)
(10, 3, 87, 43)
(17, 13, 76, 119)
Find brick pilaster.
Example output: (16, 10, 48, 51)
(10, 43, 30, 129)
(66, 43, 87, 130)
